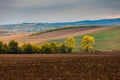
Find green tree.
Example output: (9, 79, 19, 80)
(60, 43, 67, 53)
(50, 42, 58, 53)
(8, 40, 20, 54)
(21, 43, 33, 54)
(0, 41, 3, 53)
(2, 43, 9, 54)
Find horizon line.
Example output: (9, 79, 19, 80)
(0, 17, 120, 25)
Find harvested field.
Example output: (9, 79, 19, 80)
(0, 26, 114, 44)
(0, 52, 120, 80)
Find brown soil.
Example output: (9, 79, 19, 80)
(0, 52, 120, 80)
(0, 26, 114, 44)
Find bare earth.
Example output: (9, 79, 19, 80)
(0, 52, 120, 80)
(0, 26, 114, 44)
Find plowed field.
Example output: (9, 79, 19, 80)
(0, 52, 120, 80)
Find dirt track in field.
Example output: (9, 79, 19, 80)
(0, 52, 120, 80)
(0, 26, 114, 44)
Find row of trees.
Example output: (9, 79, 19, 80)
(0, 36, 76, 54)
(0, 35, 95, 54)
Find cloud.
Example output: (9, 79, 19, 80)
(107, 14, 120, 18)
(0, 0, 79, 8)
(0, 0, 120, 24)
(0, 0, 80, 15)
(90, 0, 120, 8)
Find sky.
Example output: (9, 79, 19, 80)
(0, 0, 120, 24)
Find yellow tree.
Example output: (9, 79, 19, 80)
(64, 36, 76, 52)
(81, 35, 95, 52)
(41, 42, 55, 53)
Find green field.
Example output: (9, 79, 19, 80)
(50, 26, 120, 51)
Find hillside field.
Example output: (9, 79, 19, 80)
(50, 26, 120, 51)
(0, 26, 119, 51)
(0, 26, 114, 45)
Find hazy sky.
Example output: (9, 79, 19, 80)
(0, 0, 120, 24)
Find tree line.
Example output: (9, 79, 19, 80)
(0, 35, 95, 54)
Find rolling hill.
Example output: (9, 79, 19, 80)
(51, 26, 120, 51)
(0, 18, 120, 32)
(0, 26, 114, 45)
(0, 25, 119, 51)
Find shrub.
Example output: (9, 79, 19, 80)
(81, 35, 95, 52)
